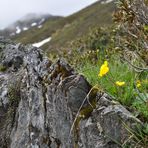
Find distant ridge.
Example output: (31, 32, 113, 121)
(0, 13, 62, 38)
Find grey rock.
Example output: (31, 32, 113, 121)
(79, 94, 142, 148)
(0, 39, 144, 148)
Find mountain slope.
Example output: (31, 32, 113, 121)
(12, 0, 116, 50)
(0, 13, 61, 38)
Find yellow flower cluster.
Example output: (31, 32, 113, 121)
(98, 61, 109, 77)
(136, 80, 141, 88)
(115, 81, 125, 86)
(98, 61, 126, 87)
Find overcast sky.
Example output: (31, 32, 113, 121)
(0, 0, 98, 29)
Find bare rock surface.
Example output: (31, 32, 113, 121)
(0, 38, 143, 148)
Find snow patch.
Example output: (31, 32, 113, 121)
(32, 37, 51, 48)
(23, 27, 28, 31)
(16, 26, 21, 34)
(31, 22, 37, 27)
(101, 0, 113, 4)
(38, 25, 42, 29)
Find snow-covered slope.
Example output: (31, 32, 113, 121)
(32, 37, 52, 48)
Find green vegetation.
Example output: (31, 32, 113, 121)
(80, 55, 148, 118)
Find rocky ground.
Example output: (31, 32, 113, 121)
(0, 38, 144, 147)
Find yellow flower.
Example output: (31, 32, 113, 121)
(115, 81, 125, 86)
(137, 83, 141, 88)
(98, 61, 109, 77)
(136, 80, 141, 88)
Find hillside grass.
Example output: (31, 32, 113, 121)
(12, 17, 63, 44)
(48, 1, 115, 49)
(79, 55, 148, 117)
